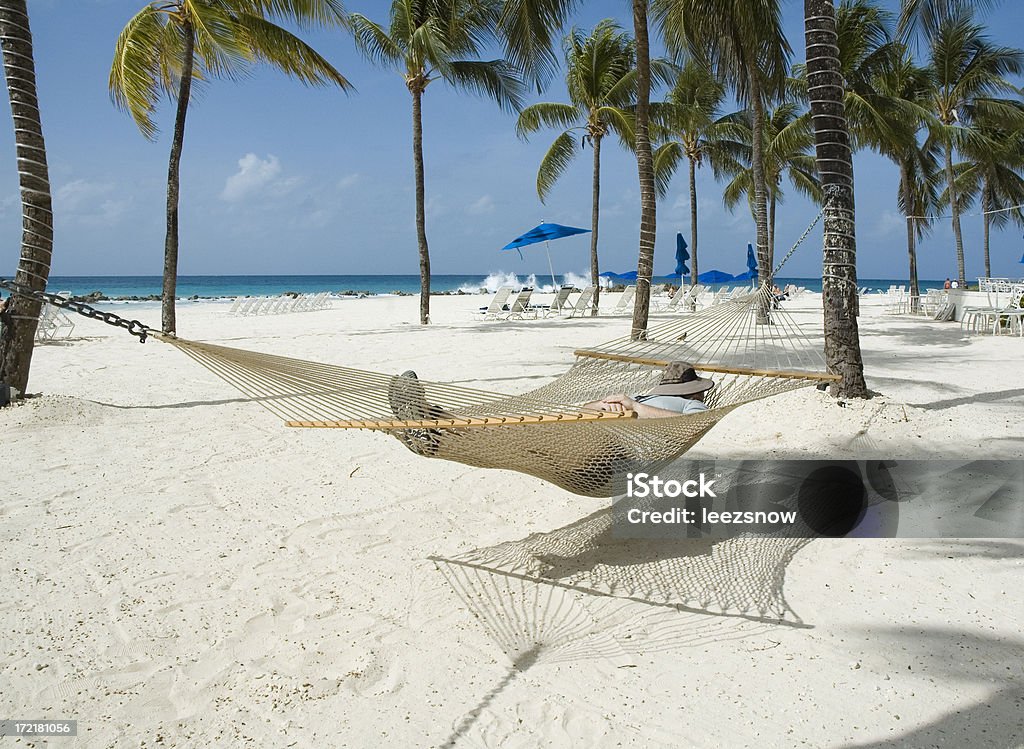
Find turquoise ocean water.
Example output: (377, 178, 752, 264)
(41, 273, 950, 301)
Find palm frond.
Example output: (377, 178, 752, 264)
(536, 130, 577, 202)
(109, 5, 167, 140)
(652, 140, 684, 199)
(445, 59, 524, 112)
(349, 13, 404, 67)
(233, 12, 352, 88)
(516, 101, 580, 138)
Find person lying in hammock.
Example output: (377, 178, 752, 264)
(582, 360, 714, 418)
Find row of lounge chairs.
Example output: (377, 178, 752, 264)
(475, 282, 762, 321)
(227, 292, 332, 317)
(476, 285, 598, 320)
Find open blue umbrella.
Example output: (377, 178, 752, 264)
(697, 269, 734, 284)
(501, 222, 591, 289)
(733, 269, 757, 281)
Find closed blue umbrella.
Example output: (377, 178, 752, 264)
(673, 233, 691, 279)
(502, 222, 591, 290)
(697, 269, 734, 284)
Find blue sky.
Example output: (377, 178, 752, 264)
(1, 0, 1023, 281)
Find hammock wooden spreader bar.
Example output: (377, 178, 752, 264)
(571, 349, 843, 382)
(285, 410, 637, 429)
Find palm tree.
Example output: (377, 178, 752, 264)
(630, 0, 657, 340)
(110, 0, 350, 334)
(350, 1, 524, 325)
(0, 0, 54, 395)
(924, 11, 1023, 285)
(651, 59, 729, 285)
(516, 20, 637, 315)
(715, 102, 821, 272)
(653, 0, 790, 300)
(804, 0, 867, 397)
(866, 47, 938, 311)
(898, 0, 1003, 40)
(952, 109, 1024, 279)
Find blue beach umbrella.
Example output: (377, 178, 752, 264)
(697, 269, 735, 285)
(501, 222, 591, 290)
(733, 269, 757, 282)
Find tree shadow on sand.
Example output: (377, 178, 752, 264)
(839, 627, 1024, 748)
(432, 504, 814, 747)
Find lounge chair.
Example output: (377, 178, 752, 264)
(566, 285, 597, 318)
(533, 285, 575, 318)
(602, 285, 636, 315)
(34, 292, 75, 342)
(477, 287, 513, 320)
(505, 288, 536, 319)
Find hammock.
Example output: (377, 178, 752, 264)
(159, 282, 838, 497)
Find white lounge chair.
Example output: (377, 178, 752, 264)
(505, 288, 536, 319)
(567, 286, 597, 318)
(535, 285, 575, 317)
(602, 285, 636, 315)
(477, 287, 513, 320)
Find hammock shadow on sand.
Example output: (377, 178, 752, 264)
(431, 505, 813, 746)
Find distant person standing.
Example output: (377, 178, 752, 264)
(943, 278, 952, 290)
(951, 279, 960, 289)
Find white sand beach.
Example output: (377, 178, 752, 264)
(2, 291, 1022, 748)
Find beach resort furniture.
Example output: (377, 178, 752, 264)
(505, 288, 536, 319)
(883, 285, 908, 314)
(533, 285, 575, 317)
(602, 285, 636, 315)
(566, 286, 597, 318)
(229, 292, 333, 317)
(34, 292, 75, 342)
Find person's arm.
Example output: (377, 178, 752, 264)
(583, 394, 681, 419)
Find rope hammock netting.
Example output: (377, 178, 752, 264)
(156, 281, 837, 497)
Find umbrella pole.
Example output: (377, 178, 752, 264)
(545, 241, 557, 292)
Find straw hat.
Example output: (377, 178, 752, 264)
(648, 361, 715, 396)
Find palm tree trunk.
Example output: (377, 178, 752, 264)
(900, 162, 919, 313)
(411, 87, 431, 325)
(589, 133, 601, 316)
(162, 20, 195, 335)
(768, 191, 776, 273)
(688, 155, 698, 310)
(944, 140, 966, 286)
(629, 0, 655, 341)
(981, 185, 991, 280)
(0, 0, 53, 395)
(749, 72, 771, 322)
(805, 0, 867, 398)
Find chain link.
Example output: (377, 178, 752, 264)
(0, 278, 153, 342)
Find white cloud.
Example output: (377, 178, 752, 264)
(872, 210, 907, 238)
(56, 179, 112, 211)
(466, 194, 495, 215)
(53, 179, 131, 227)
(221, 153, 297, 202)
(337, 173, 359, 190)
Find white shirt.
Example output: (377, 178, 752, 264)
(634, 394, 708, 413)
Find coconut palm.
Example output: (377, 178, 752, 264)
(110, 0, 350, 334)
(804, 0, 867, 397)
(924, 11, 1023, 285)
(350, 1, 524, 325)
(629, 0, 657, 340)
(652, 0, 790, 297)
(651, 59, 730, 285)
(865, 47, 938, 311)
(898, 0, 1003, 40)
(0, 0, 54, 395)
(715, 102, 821, 272)
(516, 20, 638, 315)
(951, 108, 1024, 279)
